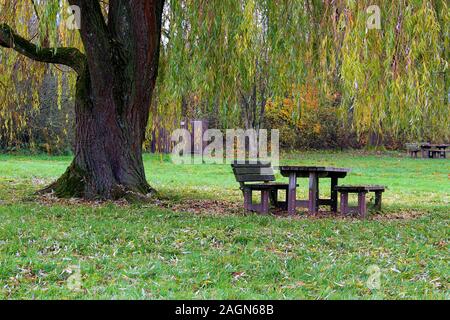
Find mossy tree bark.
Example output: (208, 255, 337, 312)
(0, 0, 165, 200)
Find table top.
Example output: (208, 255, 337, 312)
(279, 166, 351, 178)
(280, 166, 351, 172)
(420, 144, 449, 148)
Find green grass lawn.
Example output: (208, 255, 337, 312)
(0, 151, 448, 299)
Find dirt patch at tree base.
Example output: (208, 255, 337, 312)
(154, 198, 427, 221)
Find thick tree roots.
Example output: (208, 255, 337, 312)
(38, 162, 155, 202)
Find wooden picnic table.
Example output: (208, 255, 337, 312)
(420, 143, 449, 150)
(420, 144, 449, 158)
(279, 166, 351, 215)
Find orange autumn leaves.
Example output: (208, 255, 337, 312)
(266, 84, 320, 132)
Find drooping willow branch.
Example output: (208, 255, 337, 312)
(30, 0, 41, 21)
(0, 23, 86, 75)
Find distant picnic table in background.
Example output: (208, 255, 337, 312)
(420, 143, 448, 159)
(406, 143, 448, 159)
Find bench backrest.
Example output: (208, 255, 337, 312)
(231, 162, 275, 185)
(405, 143, 420, 151)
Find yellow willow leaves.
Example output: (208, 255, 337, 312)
(0, 0, 80, 146)
(0, 0, 448, 149)
(340, 0, 448, 139)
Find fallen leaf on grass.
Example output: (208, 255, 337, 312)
(232, 271, 246, 281)
(31, 177, 47, 186)
(35, 193, 428, 221)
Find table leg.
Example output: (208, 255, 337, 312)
(308, 173, 319, 214)
(331, 177, 338, 212)
(269, 190, 278, 207)
(287, 173, 297, 215)
(374, 191, 382, 211)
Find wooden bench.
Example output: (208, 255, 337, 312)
(335, 185, 386, 218)
(232, 161, 289, 214)
(405, 143, 420, 158)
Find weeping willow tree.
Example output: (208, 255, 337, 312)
(0, 0, 448, 199)
(1, 0, 165, 200)
(0, 1, 77, 148)
(340, 0, 449, 142)
(156, 0, 448, 141)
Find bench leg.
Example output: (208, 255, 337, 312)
(358, 192, 367, 219)
(374, 191, 382, 211)
(340, 192, 349, 215)
(261, 190, 270, 214)
(243, 189, 252, 211)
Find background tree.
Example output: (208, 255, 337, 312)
(155, 0, 448, 144)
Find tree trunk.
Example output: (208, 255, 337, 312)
(1, 0, 165, 200)
(43, 70, 153, 200)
